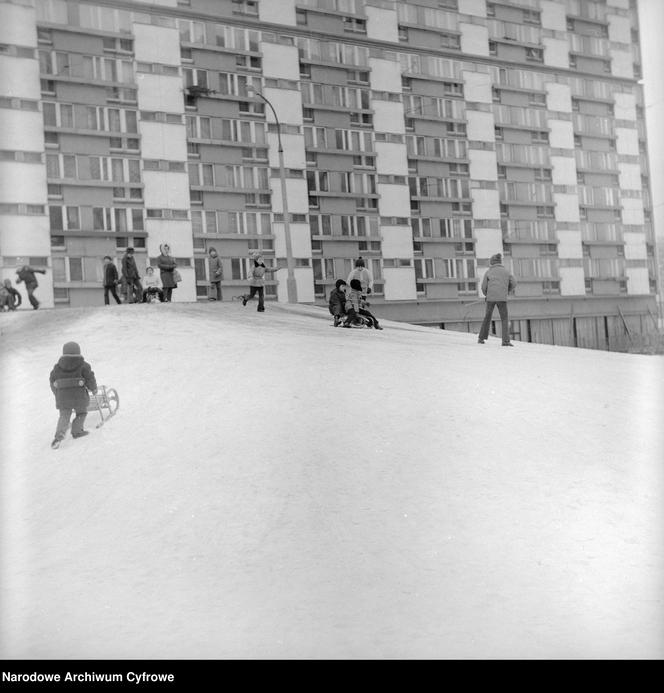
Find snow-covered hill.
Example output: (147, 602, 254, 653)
(1, 303, 662, 659)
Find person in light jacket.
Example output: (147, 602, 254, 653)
(157, 243, 177, 302)
(346, 257, 373, 296)
(240, 252, 277, 312)
(478, 253, 517, 347)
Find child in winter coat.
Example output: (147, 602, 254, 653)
(49, 341, 98, 448)
(208, 246, 223, 301)
(329, 279, 351, 326)
(142, 266, 164, 303)
(240, 252, 277, 312)
(347, 279, 383, 329)
(103, 256, 122, 305)
(2, 279, 21, 310)
(15, 265, 46, 309)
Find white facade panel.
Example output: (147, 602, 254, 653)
(142, 171, 190, 208)
(551, 156, 577, 185)
(383, 268, 417, 301)
(543, 38, 569, 69)
(471, 189, 500, 219)
(608, 15, 631, 43)
(623, 232, 647, 260)
(474, 228, 503, 259)
(375, 142, 408, 176)
(267, 132, 306, 169)
(546, 83, 572, 112)
(259, 0, 295, 25)
(0, 57, 40, 100)
(136, 74, 184, 114)
(145, 221, 192, 258)
(0, 217, 50, 256)
(260, 43, 299, 82)
(270, 179, 309, 215)
(0, 3, 36, 46)
(377, 183, 411, 217)
(381, 225, 414, 257)
(462, 71, 492, 104)
(626, 267, 650, 295)
(373, 101, 405, 134)
(139, 122, 188, 160)
(466, 110, 495, 141)
(554, 193, 581, 222)
(133, 24, 180, 65)
(0, 111, 43, 150)
(460, 23, 490, 57)
(366, 6, 399, 43)
(275, 267, 315, 303)
(559, 267, 585, 296)
(540, 1, 567, 31)
(614, 92, 636, 121)
(263, 88, 303, 127)
(607, 0, 629, 8)
(548, 120, 574, 149)
(616, 127, 639, 156)
(469, 149, 498, 180)
(621, 197, 645, 225)
(369, 58, 402, 93)
(618, 163, 642, 190)
(457, 0, 486, 17)
(273, 222, 311, 260)
(611, 50, 634, 79)
(0, 162, 46, 203)
(556, 230, 583, 258)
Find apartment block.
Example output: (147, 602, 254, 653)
(0, 0, 658, 350)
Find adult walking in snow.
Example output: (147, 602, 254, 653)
(240, 252, 278, 312)
(346, 257, 373, 296)
(478, 253, 517, 347)
(15, 265, 46, 309)
(49, 341, 97, 448)
(121, 247, 142, 303)
(208, 246, 223, 301)
(102, 255, 122, 305)
(157, 243, 178, 303)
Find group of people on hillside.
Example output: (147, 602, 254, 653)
(103, 244, 179, 305)
(328, 257, 382, 329)
(0, 265, 45, 311)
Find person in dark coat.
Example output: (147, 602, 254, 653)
(3, 279, 22, 310)
(49, 341, 97, 448)
(208, 246, 223, 301)
(121, 248, 142, 303)
(240, 252, 277, 312)
(157, 243, 177, 302)
(478, 253, 517, 346)
(329, 279, 350, 326)
(103, 256, 121, 305)
(15, 265, 46, 309)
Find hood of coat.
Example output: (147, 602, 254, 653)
(159, 244, 171, 256)
(57, 354, 84, 372)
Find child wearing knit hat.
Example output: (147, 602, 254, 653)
(49, 342, 98, 448)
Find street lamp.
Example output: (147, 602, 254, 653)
(247, 86, 298, 303)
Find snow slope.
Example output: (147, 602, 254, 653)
(0, 303, 662, 659)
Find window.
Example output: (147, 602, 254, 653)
(489, 41, 497, 56)
(398, 26, 408, 42)
(526, 47, 543, 63)
(232, 0, 258, 16)
(343, 17, 366, 34)
(296, 9, 307, 25)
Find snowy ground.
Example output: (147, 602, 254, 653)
(0, 301, 662, 659)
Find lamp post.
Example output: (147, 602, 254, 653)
(247, 86, 298, 303)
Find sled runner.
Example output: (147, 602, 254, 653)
(87, 385, 120, 427)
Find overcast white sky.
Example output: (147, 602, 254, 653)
(638, 0, 664, 239)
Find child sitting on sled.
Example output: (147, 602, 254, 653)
(346, 279, 383, 329)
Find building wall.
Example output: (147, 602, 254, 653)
(0, 0, 657, 349)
